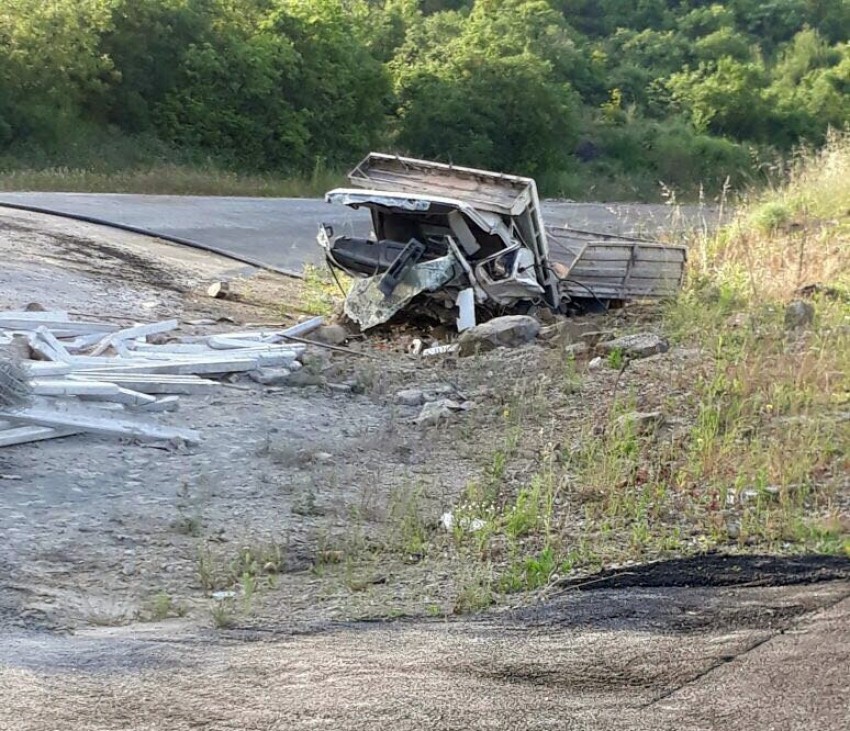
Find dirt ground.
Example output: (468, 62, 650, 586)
(1, 210, 848, 730)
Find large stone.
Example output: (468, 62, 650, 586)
(597, 332, 669, 360)
(785, 300, 815, 329)
(457, 315, 540, 356)
(395, 389, 426, 407)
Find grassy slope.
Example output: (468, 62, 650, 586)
(329, 133, 850, 613)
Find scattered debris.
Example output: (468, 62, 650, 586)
(440, 512, 486, 532)
(422, 343, 459, 357)
(206, 281, 231, 299)
(318, 152, 687, 330)
(395, 383, 464, 407)
(457, 315, 540, 356)
(597, 332, 669, 359)
(785, 300, 815, 329)
(0, 311, 326, 447)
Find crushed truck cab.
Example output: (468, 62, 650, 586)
(318, 153, 686, 330)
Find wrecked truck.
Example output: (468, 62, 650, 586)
(318, 153, 687, 330)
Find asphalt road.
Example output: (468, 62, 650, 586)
(0, 192, 716, 274)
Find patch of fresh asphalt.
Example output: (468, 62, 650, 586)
(0, 560, 847, 730)
(0, 192, 717, 274)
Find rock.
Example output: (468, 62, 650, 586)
(588, 356, 604, 370)
(395, 388, 425, 407)
(312, 325, 348, 346)
(312, 451, 333, 464)
(598, 332, 669, 359)
(784, 300, 815, 329)
(248, 367, 292, 386)
(207, 281, 231, 299)
(414, 399, 469, 426)
(457, 315, 540, 356)
(614, 411, 665, 436)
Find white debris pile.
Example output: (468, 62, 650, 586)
(0, 311, 324, 447)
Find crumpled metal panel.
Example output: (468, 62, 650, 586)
(344, 255, 458, 330)
(326, 191, 434, 212)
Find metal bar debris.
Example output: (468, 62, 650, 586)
(0, 312, 326, 447)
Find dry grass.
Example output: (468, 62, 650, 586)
(361, 137, 850, 608)
(0, 164, 344, 197)
(693, 129, 850, 298)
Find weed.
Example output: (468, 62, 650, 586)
(501, 546, 558, 592)
(143, 592, 187, 622)
(300, 264, 344, 317)
(606, 347, 626, 370)
(210, 598, 238, 629)
(197, 541, 286, 593)
(385, 483, 430, 558)
(453, 565, 495, 614)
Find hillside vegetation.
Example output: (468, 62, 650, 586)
(2, 0, 850, 198)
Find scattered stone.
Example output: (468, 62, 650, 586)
(614, 411, 665, 436)
(457, 315, 540, 356)
(311, 324, 348, 346)
(396, 383, 463, 407)
(206, 281, 231, 299)
(326, 382, 353, 394)
(395, 389, 425, 407)
(248, 367, 292, 386)
(414, 398, 470, 426)
(211, 591, 237, 601)
(598, 332, 669, 359)
(312, 451, 333, 464)
(784, 300, 815, 329)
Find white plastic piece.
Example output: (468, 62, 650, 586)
(0, 425, 81, 447)
(90, 319, 179, 356)
(4, 401, 200, 443)
(456, 288, 476, 332)
(279, 316, 325, 338)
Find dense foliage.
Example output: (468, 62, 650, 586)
(2, 0, 849, 197)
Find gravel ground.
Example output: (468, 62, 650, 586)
(1, 209, 847, 731)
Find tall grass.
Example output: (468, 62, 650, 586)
(0, 164, 344, 197)
(692, 129, 850, 298)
